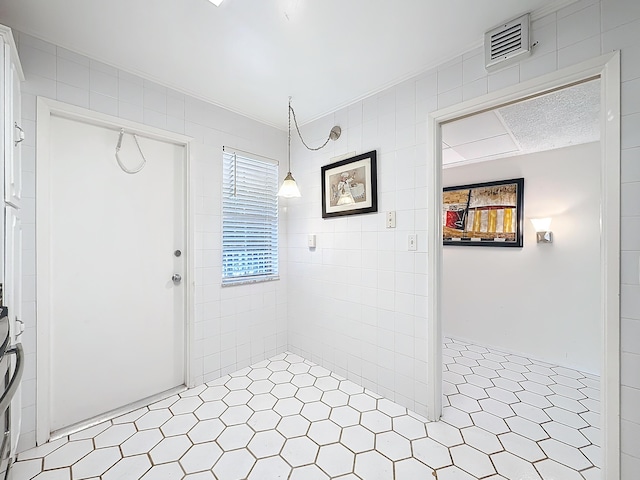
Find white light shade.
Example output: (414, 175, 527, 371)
(278, 172, 301, 198)
(208, 0, 224, 6)
(530, 217, 552, 232)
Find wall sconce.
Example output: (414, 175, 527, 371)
(531, 217, 553, 243)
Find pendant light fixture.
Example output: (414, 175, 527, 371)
(277, 98, 301, 197)
(278, 97, 341, 198)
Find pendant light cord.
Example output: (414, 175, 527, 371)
(288, 98, 293, 172)
(280, 97, 341, 198)
(289, 99, 334, 152)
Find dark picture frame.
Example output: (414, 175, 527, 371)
(443, 177, 524, 247)
(321, 151, 377, 218)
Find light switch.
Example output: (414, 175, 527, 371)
(386, 211, 396, 228)
(308, 234, 316, 248)
(408, 234, 417, 251)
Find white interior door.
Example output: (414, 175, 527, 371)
(47, 115, 185, 433)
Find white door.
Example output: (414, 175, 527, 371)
(47, 115, 185, 433)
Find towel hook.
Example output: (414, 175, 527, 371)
(115, 128, 147, 174)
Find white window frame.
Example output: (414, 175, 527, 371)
(222, 150, 279, 286)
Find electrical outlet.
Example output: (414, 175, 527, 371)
(386, 211, 396, 228)
(408, 234, 417, 251)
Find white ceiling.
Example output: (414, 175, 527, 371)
(0, 0, 571, 129)
(442, 79, 601, 166)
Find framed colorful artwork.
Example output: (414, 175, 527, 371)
(443, 178, 524, 247)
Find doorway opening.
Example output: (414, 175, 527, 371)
(427, 52, 620, 478)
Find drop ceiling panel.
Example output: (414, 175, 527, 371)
(451, 133, 519, 160)
(497, 79, 600, 153)
(442, 111, 508, 147)
(442, 147, 467, 166)
(442, 79, 600, 166)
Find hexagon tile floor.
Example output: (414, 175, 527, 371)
(12, 338, 601, 479)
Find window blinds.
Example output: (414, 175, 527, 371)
(222, 151, 279, 284)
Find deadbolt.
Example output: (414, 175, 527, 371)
(174, 250, 182, 257)
(172, 274, 182, 285)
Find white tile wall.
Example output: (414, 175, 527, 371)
(285, 0, 640, 474)
(9, 0, 640, 472)
(611, 0, 640, 473)
(15, 33, 287, 452)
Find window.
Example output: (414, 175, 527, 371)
(222, 151, 279, 285)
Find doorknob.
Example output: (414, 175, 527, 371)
(172, 274, 182, 285)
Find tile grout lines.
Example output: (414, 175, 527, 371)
(441, 336, 600, 480)
(11, 340, 601, 480)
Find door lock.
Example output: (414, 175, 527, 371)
(172, 274, 182, 285)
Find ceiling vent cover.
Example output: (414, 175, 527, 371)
(485, 13, 530, 72)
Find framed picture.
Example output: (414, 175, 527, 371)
(443, 177, 524, 247)
(321, 150, 377, 218)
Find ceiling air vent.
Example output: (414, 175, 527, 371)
(484, 13, 531, 72)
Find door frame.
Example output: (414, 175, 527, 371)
(35, 98, 195, 445)
(427, 52, 621, 478)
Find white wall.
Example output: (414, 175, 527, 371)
(286, 67, 430, 415)
(285, 0, 640, 473)
(14, 32, 288, 451)
(442, 143, 601, 374)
